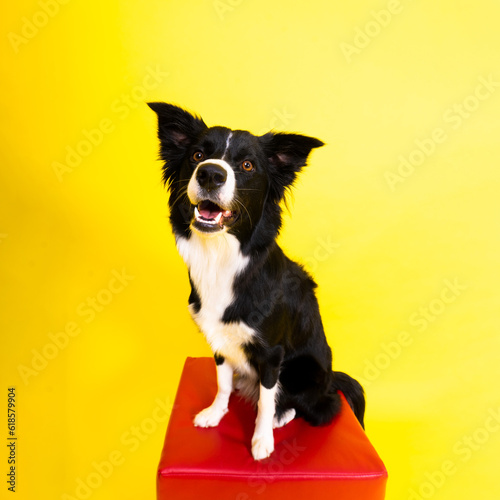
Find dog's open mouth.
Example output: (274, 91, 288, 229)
(193, 200, 238, 232)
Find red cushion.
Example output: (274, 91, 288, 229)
(157, 357, 387, 499)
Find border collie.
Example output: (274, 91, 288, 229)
(148, 102, 365, 460)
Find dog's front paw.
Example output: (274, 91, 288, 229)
(251, 433, 274, 461)
(194, 405, 227, 428)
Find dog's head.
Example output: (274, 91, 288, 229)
(148, 102, 323, 246)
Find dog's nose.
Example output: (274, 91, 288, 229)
(196, 163, 227, 192)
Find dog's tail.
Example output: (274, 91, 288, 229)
(280, 358, 365, 429)
(331, 371, 365, 429)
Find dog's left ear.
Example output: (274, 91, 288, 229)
(148, 102, 207, 186)
(260, 132, 324, 201)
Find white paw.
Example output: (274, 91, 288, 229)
(194, 405, 227, 428)
(273, 408, 296, 429)
(251, 433, 275, 461)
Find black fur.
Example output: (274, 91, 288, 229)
(149, 102, 365, 429)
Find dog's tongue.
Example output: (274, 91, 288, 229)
(199, 201, 221, 219)
(198, 201, 232, 220)
(200, 207, 219, 219)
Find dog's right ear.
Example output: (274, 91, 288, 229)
(148, 102, 207, 185)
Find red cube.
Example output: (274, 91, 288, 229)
(157, 357, 387, 499)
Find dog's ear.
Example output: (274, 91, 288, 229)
(260, 132, 324, 201)
(148, 102, 207, 186)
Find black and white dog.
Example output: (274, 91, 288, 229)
(149, 102, 365, 461)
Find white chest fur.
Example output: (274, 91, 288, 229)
(176, 232, 255, 374)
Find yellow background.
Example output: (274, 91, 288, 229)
(1, 1, 500, 499)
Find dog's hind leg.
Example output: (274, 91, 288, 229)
(273, 408, 296, 429)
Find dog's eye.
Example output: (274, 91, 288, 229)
(241, 160, 254, 172)
(193, 151, 205, 162)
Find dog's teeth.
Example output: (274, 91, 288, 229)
(194, 206, 201, 219)
(214, 212, 222, 223)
